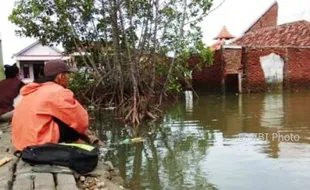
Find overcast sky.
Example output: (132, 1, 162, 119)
(1, 0, 310, 65)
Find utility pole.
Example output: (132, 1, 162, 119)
(0, 33, 4, 80)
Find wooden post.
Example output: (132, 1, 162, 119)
(238, 72, 242, 93)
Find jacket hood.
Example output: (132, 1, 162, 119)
(20, 83, 45, 96)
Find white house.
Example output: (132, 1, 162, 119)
(12, 41, 70, 83)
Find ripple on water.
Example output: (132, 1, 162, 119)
(96, 91, 310, 190)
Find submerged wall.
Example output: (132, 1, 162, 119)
(243, 47, 310, 92)
(191, 46, 310, 93)
(190, 50, 223, 92)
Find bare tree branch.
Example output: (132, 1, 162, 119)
(184, 0, 226, 25)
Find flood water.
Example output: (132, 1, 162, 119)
(92, 90, 310, 190)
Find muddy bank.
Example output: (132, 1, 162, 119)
(75, 160, 128, 190)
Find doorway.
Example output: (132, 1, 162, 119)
(260, 53, 284, 91)
(225, 73, 240, 93)
(33, 63, 45, 80)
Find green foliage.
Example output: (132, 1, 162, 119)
(9, 0, 214, 123)
(9, 0, 214, 65)
(163, 39, 214, 92)
(69, 72, 90, 93)
(68, 70, 96, 102)
(194, 40, 214, 66)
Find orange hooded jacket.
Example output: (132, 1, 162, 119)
(12, 82, 89, 151)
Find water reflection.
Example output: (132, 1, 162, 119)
(184, 90, 193, 114)
(92, 90, 310, 190)
(261, 93, 284, 128)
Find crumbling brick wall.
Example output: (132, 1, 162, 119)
(243, 47, 286, 92)
(243, 47, 310, 92)
(191, 46, 310, 93)
(286, 48, 310, 89)
(222, 48, 242, 74)
(191, 50, 223, 92)
(245, 2, 278, 33)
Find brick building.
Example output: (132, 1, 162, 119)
(241, 1, 278, 34)
(210, 26, 235, 51)
(192, 1, 310, 93)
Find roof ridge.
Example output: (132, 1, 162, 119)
(214, 26, 235, 40)
(241, 0, 278, 35)
(230, 19, 310, 46)
(12, 40, 40, 58)
(278, 19, 310, 26)
(239, 20, 310, 36)
(12, 40, 64, 58)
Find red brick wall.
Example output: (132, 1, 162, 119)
(245, 2, 278, 33)
(286, 48, 310, 89)
(191, 46, 310, 93)
(244, 48, 286, 92)
(223, 48, 242, 74)
(191, 50, 223, 91)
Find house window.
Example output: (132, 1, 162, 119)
(23, 64, 30, 78)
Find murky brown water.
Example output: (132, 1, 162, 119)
(92, 90, 310, 190)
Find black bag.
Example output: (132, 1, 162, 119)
(17, 143, 99, 174)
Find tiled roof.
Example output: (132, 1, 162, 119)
(12, 41, 63, 58)
(231, 20, 310, 46)
(210, 40, 225, 51)
(214, 26, 235, 40)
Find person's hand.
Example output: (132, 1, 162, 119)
(85, 129, 95, 136)
(84, 129, 104, 146)
(89, 136, 104, 146)
(95, 140, 104, 146)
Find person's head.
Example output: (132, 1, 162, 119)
(44, 60, 75, 88)
(4, 64, 19, 79)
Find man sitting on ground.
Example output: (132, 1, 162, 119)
(0, 64, 24, 121)
(12, 60, 94, 151)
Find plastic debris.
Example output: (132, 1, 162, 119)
(120, 137, 145, 144)
(0, 156, 12, 167)
(88, 105, 95, 110)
